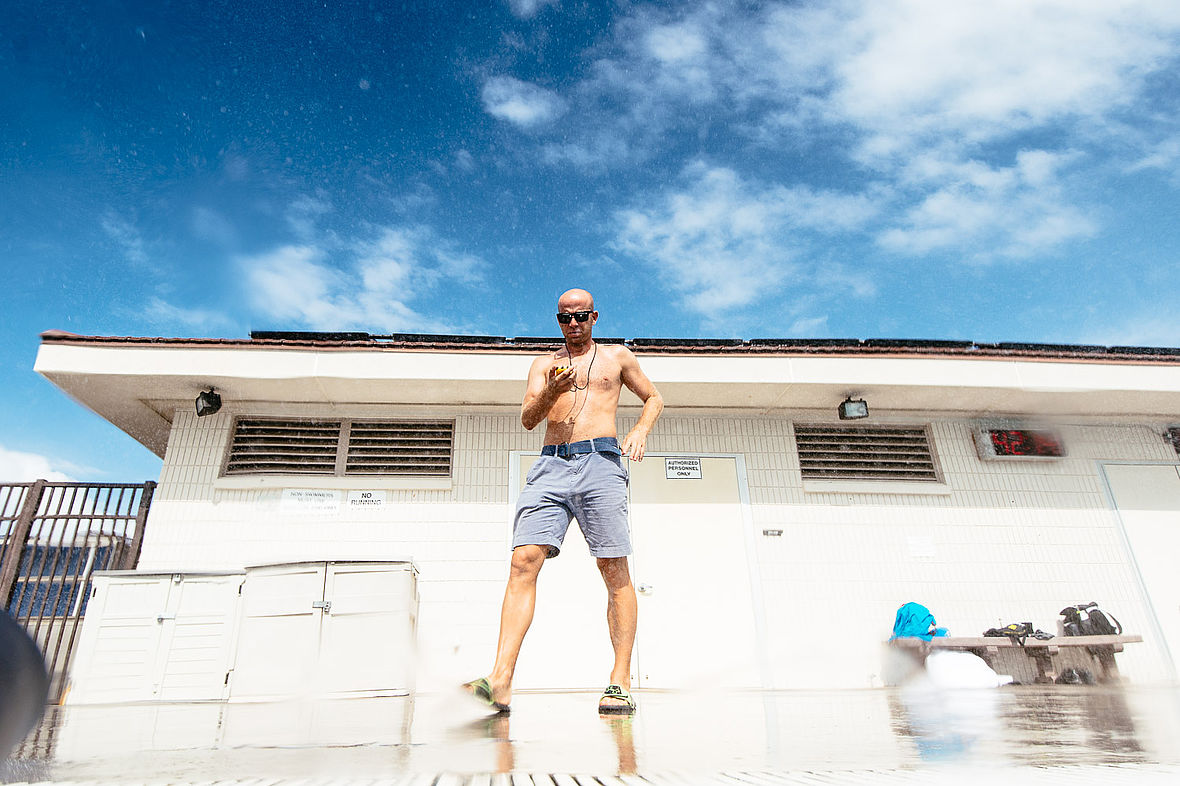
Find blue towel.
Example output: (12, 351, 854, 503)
(890, 601, 948, 641)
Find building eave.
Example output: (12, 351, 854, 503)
(35, 331, 1180, 458)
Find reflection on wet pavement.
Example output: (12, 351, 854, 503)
(3, 686, 1179, 782)
(889, 684, 1160, 767)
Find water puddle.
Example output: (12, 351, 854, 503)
(4, 686, 1179, 780)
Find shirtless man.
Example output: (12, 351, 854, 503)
(465, 288, 663, 715)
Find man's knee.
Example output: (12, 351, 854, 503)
(596, 556, 631, 589)
(509, 545, 548, 581)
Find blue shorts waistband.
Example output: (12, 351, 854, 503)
(541, 437, 621, 458)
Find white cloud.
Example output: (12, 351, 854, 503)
(454, 149, 476, 172)
(385, 181, 438, 213)
(285, 194, 333, 240)
(639, 21, 717, 102)
(481, 76, 566, 127)
(612, 163, 878, 316)
(100, 211, 148, 265)
(220, 154, 250, 181)
(143, 297, 235, 332)
(1128, 137, 1180, 176)
(590, 0, 1180, 160)
(190, 207, 238, 247)
(879, 150, 1096, 260)
(1079, 314, 1180, 349)
(646, 23, 708, 63)
(541, 132, 633, 168)
(788, 315, 829, 336)
(245, 246, 359, 328)
(815, 264, 878, 300)
(825, 1, 1180, 160)
(504, 0, 557, 20)
(241, 225, 487, 333)
(530, 0, 1180, 263)
(520, 0, 1180, 171)
(0, 446, 73, 482)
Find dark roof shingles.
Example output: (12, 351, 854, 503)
(38, 330, 1180, 362)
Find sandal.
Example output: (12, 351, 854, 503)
(598, 684, 636, 714)
(462, 677, 510, 714)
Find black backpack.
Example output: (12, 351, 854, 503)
(1060, 602, 1122, 636)
(983, 621, 1034, 645)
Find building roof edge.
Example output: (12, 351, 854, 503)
(37, 330, 1180, 364)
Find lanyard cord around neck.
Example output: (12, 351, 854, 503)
(556, 341, 596, 430)
(566, 341, 597, 391)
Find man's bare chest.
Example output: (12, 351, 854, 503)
(551, 349, 623, 410)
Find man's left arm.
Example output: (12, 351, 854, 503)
(618, 347, 663, 461)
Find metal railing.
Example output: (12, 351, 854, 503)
(1, 480, 155, 704)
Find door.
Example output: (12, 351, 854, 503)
(66, 572, 243, 703)
(229, 563, 326, 698)
(318, 562, 417, 694)
(1102, 463, 1180, 677)
(510, 453, 761, 690)
(66, 573, 172, 703)
(628, 456, 761, 689)
(154, 573, 243, 700)
(512, 454, 611, 689)
(229, 561, 418, 699)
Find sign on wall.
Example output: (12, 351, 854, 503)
(347, 490, 387, 510)
(664, 457, 703, 479)
(279, 489, 342, 515)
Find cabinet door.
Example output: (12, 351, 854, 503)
(155, 574, 243, 701)
(67, 574, 172, 703)
(229, 563, 326, 699)
(317, 563, 417, 695)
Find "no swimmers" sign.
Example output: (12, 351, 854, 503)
(664, 457, 702, 479)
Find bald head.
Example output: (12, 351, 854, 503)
(555, 288, 597, 347)
(558, 288, 594, 311)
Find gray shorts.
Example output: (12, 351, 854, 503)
(514, 448, 631, 559)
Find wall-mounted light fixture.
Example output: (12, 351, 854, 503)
(195, 389, 222, 417)
(837, 396, 868, 420)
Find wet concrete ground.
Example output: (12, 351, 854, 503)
(4, 685, 1180, 784)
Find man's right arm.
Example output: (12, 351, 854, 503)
(521, 356, 574, 430)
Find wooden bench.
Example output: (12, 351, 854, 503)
(891, 634, 1143, 683)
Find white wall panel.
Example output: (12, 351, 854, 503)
(139, 406, 1180, 689)
(621, 413, 1177, 687)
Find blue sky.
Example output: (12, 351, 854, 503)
(2, 0, 1179, 482)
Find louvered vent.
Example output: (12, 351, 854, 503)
(795, 424, 939, 481)
(225, 418, 455, 477)
(225, 419, 341, 475)
(346, 421, 453, 477)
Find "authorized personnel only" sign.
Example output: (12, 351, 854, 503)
(664, 457, 702, 479)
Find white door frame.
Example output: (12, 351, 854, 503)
(1098, 460, 1180, 680)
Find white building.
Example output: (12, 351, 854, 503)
(34, 330, 1180, 693)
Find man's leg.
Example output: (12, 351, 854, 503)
(597, 556, 637, 709)
(486, 544, 548, 707)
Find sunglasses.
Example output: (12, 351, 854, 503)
(556, 310, 593, 324)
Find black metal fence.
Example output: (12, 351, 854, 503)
(1, 480, 155, 704)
